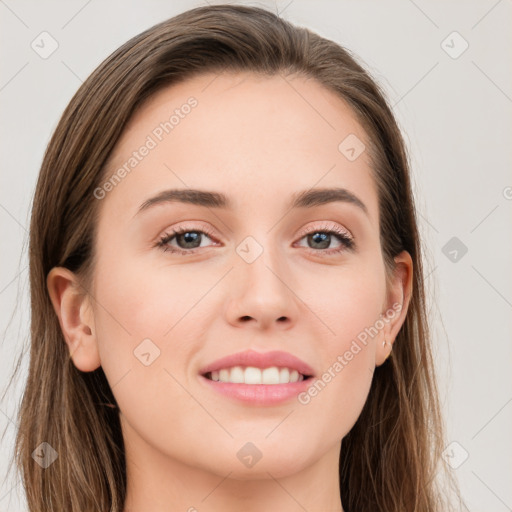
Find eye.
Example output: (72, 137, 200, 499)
(155, 224, 219, 255)
(294, 222, 355, 255)
(154, 222, 354, 257)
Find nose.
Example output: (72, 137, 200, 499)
(224, 246, 299, 331)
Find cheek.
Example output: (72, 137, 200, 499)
(295, 294, 378, 445)
(92, 250, 220, 341)
(288, 259, 385, 436)
(90, 256, 206, 445)
(300, 281, 379, 405)
(89, 253, 191, 393)
(299, 258, 387, 345)
(90, 250, 225, 408)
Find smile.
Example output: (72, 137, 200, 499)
(198, 349, 316, 405)
(204, 366, 311, 384)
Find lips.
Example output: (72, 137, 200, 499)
(199, 349, 315, 379)
(198, 350, 316, 406)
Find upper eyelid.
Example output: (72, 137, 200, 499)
(159, 221, 353, 246)
(165, 220, 352, 236)
(295, 222, 353, 239)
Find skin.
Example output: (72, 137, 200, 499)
(48, 71, 413, 512)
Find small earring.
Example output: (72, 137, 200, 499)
(383, 340, 392, 360)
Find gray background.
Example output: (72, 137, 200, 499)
(1, 1, 511, 511)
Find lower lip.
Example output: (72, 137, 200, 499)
(199, 375, 313, 406)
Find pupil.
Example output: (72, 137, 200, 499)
(309, 232, 329, 249)
(178, 232, 201, 248)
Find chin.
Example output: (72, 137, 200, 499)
(191, 445, 313, 481)
(225, 460, 307, 481)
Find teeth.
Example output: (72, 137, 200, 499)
(209, 366, 305, 384)
(262, 367, 280, 384)
(230, 366, 244, 383)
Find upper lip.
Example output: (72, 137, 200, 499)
(199, 349, 315, 377)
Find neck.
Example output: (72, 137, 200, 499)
(121, 418, 344, 512)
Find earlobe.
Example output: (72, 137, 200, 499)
(376, 250, 413, 366)
(46, 267, 101, 372)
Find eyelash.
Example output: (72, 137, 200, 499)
(155, 224, 219, 256)
(155, 223, 354, 257)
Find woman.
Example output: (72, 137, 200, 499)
(13, 4, 463, 511)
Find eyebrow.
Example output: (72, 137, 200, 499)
(136, 187, 368, 216)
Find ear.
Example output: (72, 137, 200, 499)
(375, 250, 413, 366)
(47, 267, 101, 372)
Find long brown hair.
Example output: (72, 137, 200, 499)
(7, 4, 464, 511)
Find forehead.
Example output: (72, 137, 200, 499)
(101, 71, 379, 223)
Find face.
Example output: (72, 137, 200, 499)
(53, 71, 410, 481)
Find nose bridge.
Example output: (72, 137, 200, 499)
(244, 240, 286, 296)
